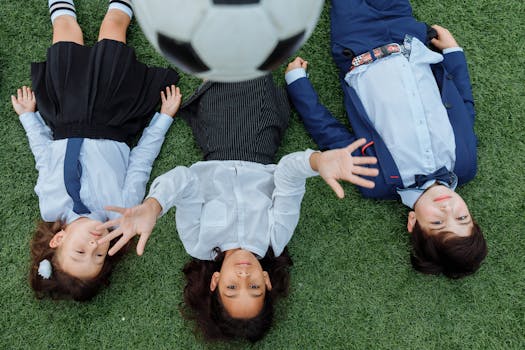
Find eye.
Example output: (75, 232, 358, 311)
(96, 254, 104, 257)
(457, 215, 468, 221)
(76, 250, 84, 254)
(226, 285, 236, 290)
(249, 284, 260, 289)
(431, 221, 443, 225)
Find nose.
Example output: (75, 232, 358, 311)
(440, 203, 452, 212)
(89, 239, 97, 247)
(236, 270, 250, 277)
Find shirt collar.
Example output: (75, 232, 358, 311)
(397, 173, 458, 209)
(64, 210, 107, 225)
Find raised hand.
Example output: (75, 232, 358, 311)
(160, 85, 182, 118)
(310, 138, 379, 198)
(96, 198, 162, 256)
(430, 25, 459, 50)
(286, 56, 308, 73)
(11, 86, 36, 116)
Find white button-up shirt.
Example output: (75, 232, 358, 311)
(147, 150, 318, 260)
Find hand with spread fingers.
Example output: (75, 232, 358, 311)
(11, 86, 37, 116)
(310, 138, 379, 198)
(160, 84, 182, 118)
(96, 198, 163, 256)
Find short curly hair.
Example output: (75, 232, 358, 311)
(181, 247, 293, 342)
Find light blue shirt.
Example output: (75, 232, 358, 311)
(286, 37, 463, 208)
(20, 111, 173, 224)
(147, 150, 318, 260)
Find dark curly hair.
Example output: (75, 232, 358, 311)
(410, 220, 487, 279)
(181, 247, 293, 342)
(29, 220, 127, 301)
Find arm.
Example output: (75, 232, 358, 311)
(431, 25, 475, 121)
(123, 85, 182, 206)
(285, 57, 357, 150)
(98, 165, 202, 256)
(270, 139, 378, 255)
(12, 86, 52, 171)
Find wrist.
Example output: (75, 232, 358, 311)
(309, 151, 322, 172)
(144, 197, 162, 217)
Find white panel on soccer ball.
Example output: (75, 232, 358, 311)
(192, 6, 277, 73)
(135, 0, 209, 42)
(262, 0, 324, 39)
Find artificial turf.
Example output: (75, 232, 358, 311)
(0, 1, 524, 349)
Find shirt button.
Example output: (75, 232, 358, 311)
(446, 74, 454, 80)
(444, 102, 453, 109)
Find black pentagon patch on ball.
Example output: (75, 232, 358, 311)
(157, 32, 209, 73)
(213, 0, 260, 4)
(258, 31, 306, 71)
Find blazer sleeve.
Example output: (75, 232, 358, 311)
(441, 51, 475, 122)
(286, 77, 357, 150)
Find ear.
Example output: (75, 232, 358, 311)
(407, 211, 417, 233)
(49, 230, 66, 248)
(263, 271, 272, 291)
(209, 272, 220, 292)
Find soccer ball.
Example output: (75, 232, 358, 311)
(134, 0, 324, 82)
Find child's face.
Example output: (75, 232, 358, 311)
(49, 218, 111, 279)
(408, 185, 473, 237)
(210, 249, 272, 319)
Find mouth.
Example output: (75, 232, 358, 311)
(236, 261, 252, 266)
(434, 195, 452, 202)
(89, 231, 103, 238)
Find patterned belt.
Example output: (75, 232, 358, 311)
(350, 43, 402, 71)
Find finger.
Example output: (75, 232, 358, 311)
(104, 205, 128, 214)
(353, 156, 378, 165)
(348, 174, 376, 189)
(97, 227, 123, 245)
(165, 85, 171, 98)
(170, 84, 176, 96)
(344, 138, 367, 153)
(324, 178, 345, 199)
(11, 95, 17, 106)
(23, 86, 29, 100)
(136, 232, 151, 256)
(161, 90, 166, 103)
(350, 165, 379, 177)
(96, 218, 122, 231)
(175, 86, 181, 97)
(17, 88, 22, 100)
(108, 235, 132, 256)
(31, 91, 36, 101)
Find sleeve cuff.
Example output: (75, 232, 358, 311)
(19, 111, 44, 131)
(303, 149, 320, 177)
(148, 112, 174, 133)
(285, 68, 307, 85)
(443, 47, 463, 55)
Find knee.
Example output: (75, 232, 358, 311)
(103, 9, 131, 30)
(53, 15, 80, 32)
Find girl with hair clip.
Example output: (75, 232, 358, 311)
(97, 74, 379, 342)
(11, 0, 180, 301)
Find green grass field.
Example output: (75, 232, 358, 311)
(1, 1, 524, 349)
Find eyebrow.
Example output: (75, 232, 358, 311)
(70, 255, 83, 263)
(223, 293, 264, 299)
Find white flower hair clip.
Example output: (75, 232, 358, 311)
(38, 259, 52, 279)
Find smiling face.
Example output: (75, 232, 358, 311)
(49, 218, 110, 279)
(407, 185, 473, 238)
(210, 249, 272, 319)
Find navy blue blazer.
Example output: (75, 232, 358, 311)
(286, 50, 478, 200)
